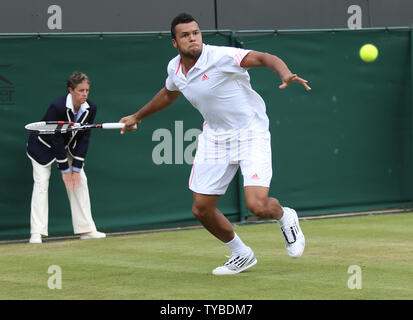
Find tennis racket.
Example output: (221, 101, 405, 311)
(24, 121, 129, 134)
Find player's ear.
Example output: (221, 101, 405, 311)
(172, 38, 177, 49)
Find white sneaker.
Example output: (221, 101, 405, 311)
(212, 248, 257, 275)
(29, 233, 42, 244)
(278, 207, 305, 258)
(80, 231, 106, 240)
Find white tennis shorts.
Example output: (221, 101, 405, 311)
(189, 130, 272, 195)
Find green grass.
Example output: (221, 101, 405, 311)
(0, 212, 412, 300)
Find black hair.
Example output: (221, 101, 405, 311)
(171, 13, 197, 39)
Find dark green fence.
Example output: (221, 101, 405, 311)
(0, 28, 411, 240)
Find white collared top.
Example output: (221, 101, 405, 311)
(66, 93, 90, 122)
(165, 44, 269, 133)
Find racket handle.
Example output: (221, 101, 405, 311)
(101, 123, 126, 129)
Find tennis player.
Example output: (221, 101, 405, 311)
(120, 13, 310, 275)
(26, 72, 106, 243)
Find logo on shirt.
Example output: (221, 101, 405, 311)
(201, 74, 209, 81)
(251, 173, 260, 180)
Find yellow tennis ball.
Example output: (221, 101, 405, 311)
(359, 44, 378, 62)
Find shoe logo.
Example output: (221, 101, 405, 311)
(201, 74, 209, 81)
(225, 254, 254, 270)
(282, 225, 297, 244)
(251, 173, 259, 180)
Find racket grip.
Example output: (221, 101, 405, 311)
(102, 123, 126, 129)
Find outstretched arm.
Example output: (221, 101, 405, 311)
(240, 50, 311, 91)
(119, 87, 181, 134)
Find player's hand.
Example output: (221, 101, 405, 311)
(62, 172, 74, 191)
(72, 171, 81, 190)
(119, 114, 140, 134)
(279, 73, 311, 91)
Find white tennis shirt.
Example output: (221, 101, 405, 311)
(165, 44, 269, 133)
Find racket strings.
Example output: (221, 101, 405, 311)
(26, 122, 77, 133)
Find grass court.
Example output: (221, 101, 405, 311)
(0, 212, 412, 300)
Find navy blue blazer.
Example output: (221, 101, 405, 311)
(27, 95, 97, 171)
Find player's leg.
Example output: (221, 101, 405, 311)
(191, 192, 253, 257)
(190, 132, 257, 274)
(192, 192, 257, 275)
(244, 186, 283, 219)
(29, 159, 52, 243)
(244, 187, 305, 259)
(240, 132, 305, 258)
(192, 193, 233, 242)
(189, 132, 238, 243)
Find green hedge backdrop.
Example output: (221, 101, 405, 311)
(0, 29, 411, 240)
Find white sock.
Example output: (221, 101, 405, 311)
(277, 207, 289, 226)
(225, 233, 250, 256)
